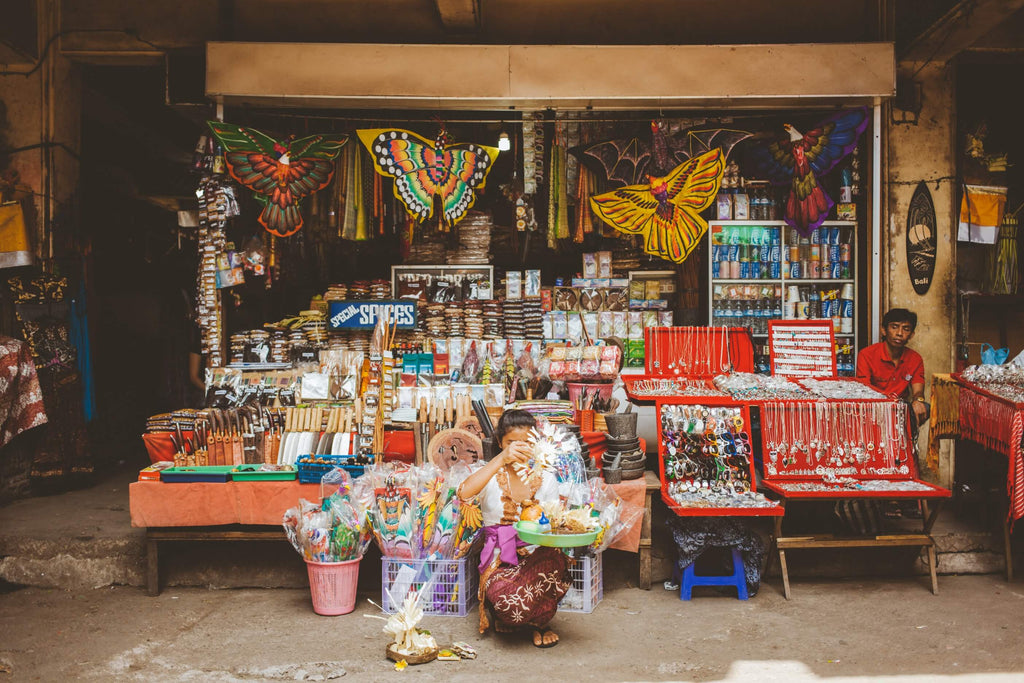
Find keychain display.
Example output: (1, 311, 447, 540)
(659, 403, 778, 511)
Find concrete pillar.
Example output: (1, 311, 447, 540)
(885, 62, 957, 486)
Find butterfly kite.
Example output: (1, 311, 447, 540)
(590, 149, 725, 264)
(748, 107, 868, 235)
(208, 122, 348, 238)
(358, 128, 499, 228)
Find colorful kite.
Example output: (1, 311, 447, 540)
(207, 122, 347, 238)
(358, 128, 499, 228)
(590, 149, 725, 264)
(748, 107, 868, 235)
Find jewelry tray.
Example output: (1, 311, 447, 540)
(756, 396, 951, 500)
(625, 327, 755, 404)
(656, 397, 783, 517)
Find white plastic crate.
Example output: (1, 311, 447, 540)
(381, 555, 478, 617)
(558, 552, 603, 613)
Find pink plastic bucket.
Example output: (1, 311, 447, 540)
(306, 557, 360, 615)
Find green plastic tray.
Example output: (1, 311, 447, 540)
(513, 521, 600, 548)
(230, 465, 297, 481)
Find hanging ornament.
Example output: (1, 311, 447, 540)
(748, 107, 868, 235)
(207, 122, 348, 238)
(357, 127, 499, 229)
(590, 149, 724, 264)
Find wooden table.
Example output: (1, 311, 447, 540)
(638, 470, 660, 589)
(132, 474, 662, 594)
(768, 493, 948, 599)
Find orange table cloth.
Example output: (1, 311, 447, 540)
(130, 480, 321, 527)
(131, 474, 649, 555)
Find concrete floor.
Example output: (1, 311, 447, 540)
(1, 575, 1024, 682)
(2, 466, 1023, 681)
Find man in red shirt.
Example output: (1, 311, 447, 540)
(857, 307, 928, 425)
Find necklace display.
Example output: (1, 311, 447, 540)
(660, 403, 777, 509)
(961, 364, 1024, 404)
(761, 400, 910, 479)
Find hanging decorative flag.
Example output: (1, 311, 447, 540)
(357, 128, 499, 228)
(906, 182, 937, 295)
(748, 107, 868, 236)
(589, 149, 724, 264)
(207, 122, 347, 238)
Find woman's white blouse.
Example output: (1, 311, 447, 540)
(477, 467, 560, 527)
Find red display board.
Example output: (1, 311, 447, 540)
(757, 397, 951, 500)
(644, 326, 755, 377)
(768, 319, 837, 378)
(625, 327, 754, 403)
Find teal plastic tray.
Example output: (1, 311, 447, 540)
(513, 521, 599, 548)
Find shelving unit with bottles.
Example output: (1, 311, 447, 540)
(708, 220, 857, 376)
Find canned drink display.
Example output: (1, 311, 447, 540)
(809, 244, 820, 260)
(770, 228, 781, 245)
(829, 227, 841, 244)
(750, 246, 760, 263)
(828, 245, 841, 263)
(789, 261, 802, 279)
(729, 261, 742, 279)
(711, 261, 720, 277)
(841, 317, 854, 334)
(810, 228, 820, 244)
(840, 244, 852, 261)
(728, 244, 740, 261)
(840, 298, 854, 317)
(840, 260, 852, 279)
(829, 262, 842, 279)
(739, 261, 750, 279)
(808, 261, 821, 279)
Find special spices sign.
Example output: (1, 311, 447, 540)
(328, 300, 418, 330)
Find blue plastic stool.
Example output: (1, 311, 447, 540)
(675, 548, 749, 600)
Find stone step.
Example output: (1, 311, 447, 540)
(0, 468, 1017, 591)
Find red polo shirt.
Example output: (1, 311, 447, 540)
(856, 342, 924, 398)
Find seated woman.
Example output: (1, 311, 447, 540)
(457, 409, 570, 648)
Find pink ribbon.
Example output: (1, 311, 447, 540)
(479, 525, 525, 572)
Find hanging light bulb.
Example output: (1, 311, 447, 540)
(498, 132, 511, 152)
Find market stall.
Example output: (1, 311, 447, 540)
(951, 364, 1024, 581)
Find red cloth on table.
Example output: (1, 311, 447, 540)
(607, 476, 646, 552)
(958, 384, 1024, 523)
(130, 480, 321, 527)
(856, 342, 924, 398)
(0, 336, 47, 448)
